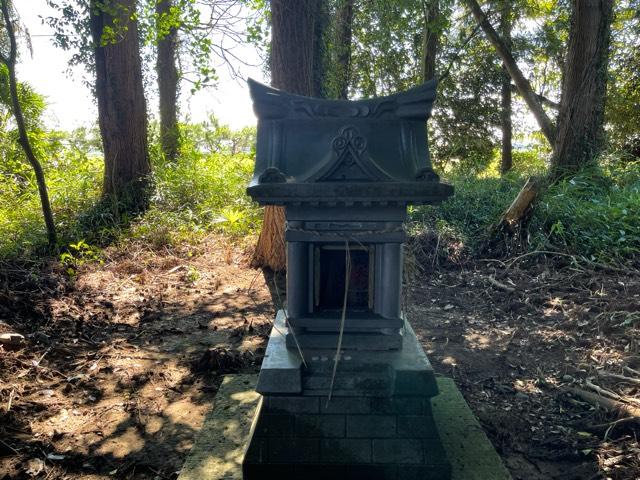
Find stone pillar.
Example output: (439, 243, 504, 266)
(380, 243, 402, 320)
(287, 241, 309, 322)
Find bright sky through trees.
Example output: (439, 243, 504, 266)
(17, 0, 265, 131)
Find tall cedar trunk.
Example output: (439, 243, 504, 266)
(421, 0, 439, 82)
(312, 0, 328, 98)
(252, 0, 317, 271)
(0, 0, 56, 247)
(499, 1, 513, 175)
(551, 0, 613, 177)
(334, 0, 354, 99)
(156, 0, 180, 161)
(269, 0, 315, 95)
(90, 0, 150, 210)
(467, 0, 614, 237)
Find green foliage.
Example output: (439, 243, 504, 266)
(59, 239, 102, 276)
(531, 159, 640, 261)
(0, 117, 260, 258)
(411, 171, 522, 252)
(0, 65, 49, 185)
(178, 114, 256, 155)
(412, 152, 640, 263)
(606, 0, 640, 155)
(139, 123, 260, 243)
(0, 125, 103, 257)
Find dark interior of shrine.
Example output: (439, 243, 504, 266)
(315, 245, 373, 312)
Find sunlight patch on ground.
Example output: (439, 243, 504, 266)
(440, 355, 458, 367)
(464, 332, 494, 350)
(96, 427, 145, 458)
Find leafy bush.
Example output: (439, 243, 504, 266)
(529, 159, 640, 261)
(411, 153, 640, 263)
(0, 119, 260, 259)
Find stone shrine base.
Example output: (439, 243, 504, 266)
(177, 375, 511, 480)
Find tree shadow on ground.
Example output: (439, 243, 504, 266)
(0, 237, 273, 479)
(408, 260, 640, 480)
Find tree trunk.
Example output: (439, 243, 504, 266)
(551, 0, 613, 177)
(468, 0, 613, 239)
(156, 0, 180, 161)
(334, 0, 354, 98)
(252, 0, 317, 271)
(90, 0, 150, 210)
(421, 0, 439, 82)
(499, 0, 512, 175)
(269, 0, 316, 95)
(0, 0, 56, 248)
(464, 0, 556, 146)
(312, 0, 328, 98)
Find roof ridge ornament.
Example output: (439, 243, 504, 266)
(309, 125, 390, 182)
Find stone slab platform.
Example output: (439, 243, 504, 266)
(258, 311, 439, 397)
(177, 375, 511, 480)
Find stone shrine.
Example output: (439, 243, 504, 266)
(243, 78, 454, 480)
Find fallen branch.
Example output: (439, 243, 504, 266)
(598, 371, 640, 386)
(504, 250, 579, 271)
(623, 366, 640, 378)
(587, 416, 639, 431)
(0, 438, 19, 455)
(485, 276, 515, 293)
(5, 388, 14, 412)
(585, 378, 621, 401)
(570, 387, 640, 418)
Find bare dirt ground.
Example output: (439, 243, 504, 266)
(1, 234, 639, 479)
(408, 236, 640, 480)
(0, 235, 274, 479)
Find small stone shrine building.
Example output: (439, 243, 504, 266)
(243, 78, 454, 480)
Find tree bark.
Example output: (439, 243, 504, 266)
(311, 0, 328, 98)
(551, 0, 613, 177)
(464, 0, 556, 146)
(252, 0, 317, 271)
(334, 0, 354, 98)
(90, 0, 150, 210)
(269, 0, 316, 95)
(156, 0, 180, 161)
(421, 0, 439, 82)
(0, 0, 56, 248)
(499, 0, 512, 175)
(481, 0, 614, 238)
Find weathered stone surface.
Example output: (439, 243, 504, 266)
(258, 312, 438, 398)
(433, 378, 512, 480)
(296, 414, 346, 438)
(179, 375, 511, 480)
(320, 396, 371, 414)
(246, 79, 453, 208)
(254, 414, 295, 437)
(346, 415, 396, 438)
(255, 310, 302, 395)
(177, 375, 260, 480)
(370, 396, 427, 415)
(397, 414, 439, 438)
(320, 438, 372, 463)
(266, 395, 320, 414)
(372, 439, 425, 464)
(269, 437, 320, 463)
